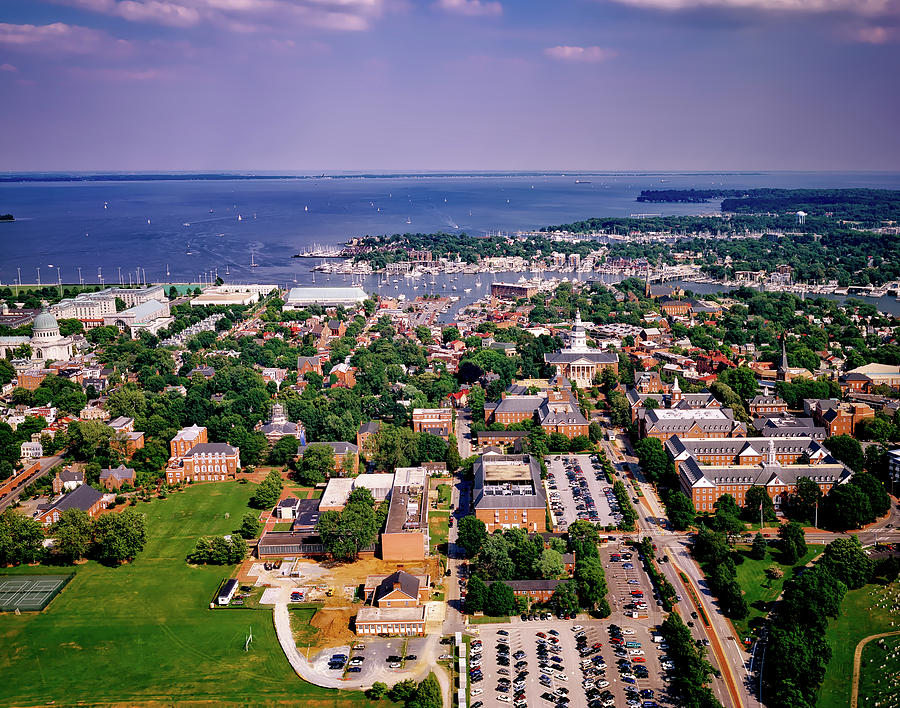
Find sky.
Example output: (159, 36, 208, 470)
(0, 0, 898, 172)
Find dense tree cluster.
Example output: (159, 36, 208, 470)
(691, 525, 749, 620)
(186, 535, 247, 565)
(249, 470, 284, 509)
(316, 487, 380, 561)
(658, 612, 723, 708)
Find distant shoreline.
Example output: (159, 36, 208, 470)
(0, 170, 779, 184)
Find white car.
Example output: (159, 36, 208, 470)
(472, 689, 484, 697)
(571, 625, 583, 632)
(662, 661, 675, 670)
(498, 696, 511, 703)
(439, 654, 453, 661)
(582, 681, 594, 689)
(628, 649, 645, 656)
(622, 628, 636, 635)
(596, 680, 610, 688)
(556, 673, 568, 681)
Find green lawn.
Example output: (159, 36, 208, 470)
(436, 484, 451, 509)
(430, 511, 450, 556)
(468, 614, 511, 624)
(857, 632, 900, 708)
(0, 483, 374, 707)
(731, 544, 820, 640)
(817, 581, 900, 708)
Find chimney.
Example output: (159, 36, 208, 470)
(393, 582, 401, 591)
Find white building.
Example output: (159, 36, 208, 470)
(0, 308, 74, 362)
(283, 287, 368, 309)
(103, 299, 173, 338)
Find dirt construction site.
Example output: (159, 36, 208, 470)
(238, 555, 445, 652)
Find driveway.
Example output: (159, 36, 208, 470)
(273, 601, 450, 703)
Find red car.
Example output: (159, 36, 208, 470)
(592, 643, 603, 650)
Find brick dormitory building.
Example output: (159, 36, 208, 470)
(355, 570, 429, 636)
(166, 425, 241, 484)
(667, 435, 853, 512)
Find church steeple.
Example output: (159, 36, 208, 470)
(778, 333, 789, 380)
(570, 309, 588, 352)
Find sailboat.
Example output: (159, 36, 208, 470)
(406, 216, 411, 224)
(238, 214, 243, 222)
(305, 206, 309, 212)
(166, 264, 170, 277)
(225, 264, 230, 276)
(250, 253, 259, 267)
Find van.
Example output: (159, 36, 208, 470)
(652, 635, 663, 643)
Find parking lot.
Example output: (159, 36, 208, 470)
(471, 617, 674, 708)
(311, 636, 431, 683)
(547, 455, 619, 530)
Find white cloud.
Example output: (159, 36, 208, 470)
(0, 22, 130, 54)
(848, 24, 898, 41)
(544, 45, 617, 62)
(48, 0, 388, 31)
(605, 0, 897, 15)
(435, 0, 502, 17)
(0, 63, 18, 72)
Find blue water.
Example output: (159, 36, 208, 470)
(1, 172, 900, 287)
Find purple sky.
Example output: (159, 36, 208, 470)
(1, 0, 898, 171)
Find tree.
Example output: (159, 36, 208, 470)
(408, 674, 442, 708)
(93, 508, 147, 565)
(465, 575, 487, 613)
(742, 486, 776, 523)
(709, 380, 750, 422)
(717, 366, 759, 402)
(665, 490, 695, 531)
(442, 326, 461, 344)
(569, 435, 591, 452)
(777, 522, 806, 565)
(850, 472, 890, 519)
(823, 435, 864, 473)
(712, 494, 744, 538)
(366, 682, 388, 700)
(634, 438, 674, 485)
(446, 434, 462, 472)
(574, 556, 610, 615)
(607, 390, 631, 428)
(457, 516, 487, 558)
(67, 420, 114, 461)
(0, 508, 46, 565)
(692, 526, 729, 565)
(295, 443, 334, 485)
(475, 533, 515, 580)
(268, 435, 299, 466)
(788, 476, 822, 525)
(484, 581, 516, 616)
(250, 470, 284, 509)
(236, 512, 262, 540)
(588, 422, 602, 443)
(549, 579, 579, 616)
(821, 483, 872, 530)
(51, 509, 95, 563)
(750, 532, 767, 560)
(538, 548, 566, 579)
(820, 536, 873, 589)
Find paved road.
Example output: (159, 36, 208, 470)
(0, 454, 64, 512)
(273, 601, 451, 704)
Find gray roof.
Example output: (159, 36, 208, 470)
(473, 454, 546, 510)
(297, 355, 321, 367)
(544, 351, 618, 365)
(298, 441, 358, 455)
(46, 484, 103, 514)
(495, 396, 543, 414)
(99, 464, 135, 481)
(183, 442, 237, 456)
(358, 421, 380, 435)
(376, 570, 421, 602)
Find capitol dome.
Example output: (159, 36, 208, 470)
(32, 308, 60, 339)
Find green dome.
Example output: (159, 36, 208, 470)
(32, 308, 59, 332)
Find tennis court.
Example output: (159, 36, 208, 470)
(0, 574, 73, 612)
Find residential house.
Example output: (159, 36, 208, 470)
(36, 484, 106, 525)
(52, 467, 84, 495)
(99, 464, 137, 491)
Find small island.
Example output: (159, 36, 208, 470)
(0, 213, 14, 222)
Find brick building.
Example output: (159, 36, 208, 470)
(170, 424, 208, 458)
(381, 467, 429, 561)
(36, 484, 106, 525)
(412, 408, 453, 441)
(748, 396, 789, 417)
(484, 579, 563, 604)
(99, 464, 137, 491)
(473, 453, 547, 533)
(667, 435, 852, 512)
(355, 570, 428, 636)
